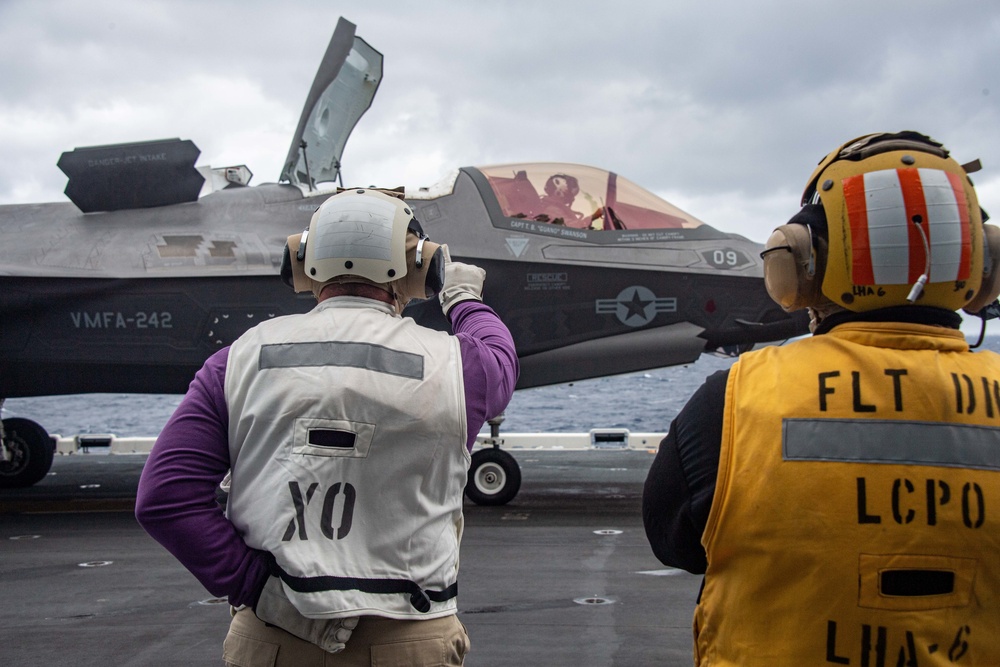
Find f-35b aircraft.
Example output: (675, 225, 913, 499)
(0, 18, 807, 499)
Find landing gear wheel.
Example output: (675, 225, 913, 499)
(0, 418, 54, 488)
(466, 448, 521, 506)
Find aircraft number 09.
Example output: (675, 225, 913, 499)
(701, 248, 751, 270)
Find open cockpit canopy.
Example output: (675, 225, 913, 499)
(280, 18, 383, 191)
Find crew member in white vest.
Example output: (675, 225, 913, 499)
(642, 132, 1000, 666)
(137, 188, 519, 666)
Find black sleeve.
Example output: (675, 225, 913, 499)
(642, 368, 729, 574)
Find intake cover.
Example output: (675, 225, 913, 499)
(58, 138, 205, 212)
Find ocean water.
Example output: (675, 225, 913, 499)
(3, 356, 737, 438)
(4, 334, 999, 438)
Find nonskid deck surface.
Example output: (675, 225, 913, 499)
(0, 451, 698, 666)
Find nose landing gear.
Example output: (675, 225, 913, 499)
(465, 414, 521, 506)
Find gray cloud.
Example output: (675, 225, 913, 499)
(0, 0, 997, 242)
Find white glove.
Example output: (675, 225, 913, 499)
(255, 576, 358, 653)
(438, 245, 486, 315)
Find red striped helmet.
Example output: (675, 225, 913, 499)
(801, 132, 986, 312)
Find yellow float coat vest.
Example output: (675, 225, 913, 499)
(696, 322, 1000, 666)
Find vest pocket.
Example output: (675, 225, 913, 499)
(293, 418, 375, 459)
(858, 553, 977, 611)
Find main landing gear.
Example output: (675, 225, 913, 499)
(0, 403, 55, 488)
(465, 414, 521, 506)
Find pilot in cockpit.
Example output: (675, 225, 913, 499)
(534, 174, 581, 226)
(535, 173, 605, 229)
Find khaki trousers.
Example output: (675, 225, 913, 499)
(223, 607, 470, 667)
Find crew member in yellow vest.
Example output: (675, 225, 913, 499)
(642, 131, 1000, 666)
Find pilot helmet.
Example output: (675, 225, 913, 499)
(762, 131, 1000, 315)
(281, 188, 445, 308)
(544, 173, 580, 201)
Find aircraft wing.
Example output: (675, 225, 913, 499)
(516, 322, 707, 388)
(279, 17, 383, 190)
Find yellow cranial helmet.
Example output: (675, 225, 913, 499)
(766, 131, 999, 314)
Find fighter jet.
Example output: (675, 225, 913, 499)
(0, 18, 807, 499)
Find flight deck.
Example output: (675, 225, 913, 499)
(0, 449, 698, 666)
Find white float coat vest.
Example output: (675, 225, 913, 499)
(695, 322, 1000, 666)
(225, 296, 469, 620)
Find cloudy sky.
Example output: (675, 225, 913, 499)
(1, 0, 998, 244)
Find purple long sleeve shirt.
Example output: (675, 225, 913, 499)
(135, 299, 518, 607)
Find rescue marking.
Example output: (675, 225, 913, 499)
(525, 271, 569, 292)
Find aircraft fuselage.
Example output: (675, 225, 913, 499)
(0, 165, 805, 398)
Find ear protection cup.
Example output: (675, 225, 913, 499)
(762, 224, 820, 312)
(963, 223, 1000, 314)
(390, 233, 445, 306)
(760, 203, 829, 312)
(280, 242, 294, 288)
(422, 244, 445, 297)
(280, 233, 313, 293)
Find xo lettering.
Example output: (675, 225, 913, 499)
(282, 480, 356, 541)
